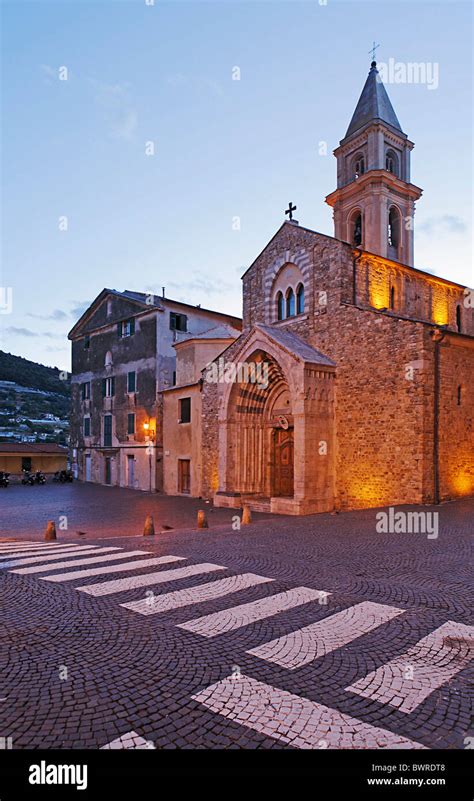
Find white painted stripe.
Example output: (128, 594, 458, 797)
(42, 555, 187, 585)
(1, 547, 122, 569)
(0, 544, 95, 560)
(247, 602, 404, 669)
(191, 674, 426, 749)
(121, 573, 274, 615)
(178, 587, 329, 638)
(75, 562, 225, 596)
(10, 550, 150, 574)
(101, 731, 154, 749)
(0, 542, 56, 551)
(346, 620, 474, 714)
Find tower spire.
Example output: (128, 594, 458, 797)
(345, 60, 402, 140)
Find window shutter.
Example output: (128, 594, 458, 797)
(130, 318, 135, 335)
(102, 379, 106, 397)
(117, 321, 123, 338)
(111, 377, 115, 396)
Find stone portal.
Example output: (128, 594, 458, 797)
(214, 324, 336, 515)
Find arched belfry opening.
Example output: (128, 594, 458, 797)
(224, 351, 294, 499)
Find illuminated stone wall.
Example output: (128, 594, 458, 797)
(438, 336, 474, 500)
(356, 253, 472, 334)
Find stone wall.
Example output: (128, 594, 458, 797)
(438, 335, 474, 501)
(356, 253, 473, 335)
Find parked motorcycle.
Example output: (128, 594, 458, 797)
(0, 471, 10, 487)
(53, 469, 73, 483)
(34, 471, 46, 485)
(21, 471, 35, 486)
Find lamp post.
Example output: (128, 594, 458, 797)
(143, 421, 155, 493)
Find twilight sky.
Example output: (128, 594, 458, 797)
(1, 0, 472, 371)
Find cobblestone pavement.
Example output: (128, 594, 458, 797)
(0, 483, 271, 540)
(0, 496, 472, 750)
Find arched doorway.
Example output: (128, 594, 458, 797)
(223, 351, 294, 500)
(214, 325, 337, 515)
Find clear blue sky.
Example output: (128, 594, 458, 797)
(1, 0, 472, 371)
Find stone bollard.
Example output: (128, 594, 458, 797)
(143, 514, 155, 536)
(242, 504, 252, 526)
(197, 510, 208, 529)
(44, 521, 57, 541)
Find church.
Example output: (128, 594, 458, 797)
(167, 60, 473, 515)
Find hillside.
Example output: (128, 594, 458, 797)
(0, 351, 70, 444)
(0, 351, 70, 396)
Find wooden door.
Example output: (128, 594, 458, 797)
(272, 429, 294, 497)
(178, 459, 191, 494)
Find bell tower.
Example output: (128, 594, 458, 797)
(326, 60, 422, 267)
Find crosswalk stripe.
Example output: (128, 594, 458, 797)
(191, 674, 426, 749)
(346, 620, 474, 714)
(0, 542, 60, 551)
(121, 573, 274, 615)
(41, 555, 187, 585)
(247, 601, 404, 669)
(10, 550, 151, 574)
(178, 587, 329, 638)
(0, 544, 96, 560)
(1, 546, 122, 569)
(75, 562, 226, 597)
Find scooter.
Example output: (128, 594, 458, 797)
(0, 471, 9, 487)
(53, 470, 73, 483)
(21, 471, 35, 486)
(34, 471, 46, 485)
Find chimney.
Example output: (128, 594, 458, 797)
(162, 286, 165, 298)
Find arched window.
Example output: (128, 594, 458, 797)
(105, 350, 113, 367)
(353, 153, 365, 179)
(457, 385, 462, 406)
(385, 149, 398, 176)
(296, 284, 305, 314)
(276, 292, 285, 321)
(456, 304, 462, 333)
(351, 212, 362, 246)
(388, 207, 400, 249)
(286, 288, 295, 317)
(390, 285, 396, 310)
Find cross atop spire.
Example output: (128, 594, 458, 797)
(368, 41, 380, 63)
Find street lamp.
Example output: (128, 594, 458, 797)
(143, 420, 155, 492)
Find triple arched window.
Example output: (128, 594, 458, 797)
(276, 283, 305, 321)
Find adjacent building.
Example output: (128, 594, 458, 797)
(162, 324, 241, 497)
(68, 290, 241, 491)
(0, 443, 68, 477)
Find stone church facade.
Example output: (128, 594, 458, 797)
(199, 61, 474, 514)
